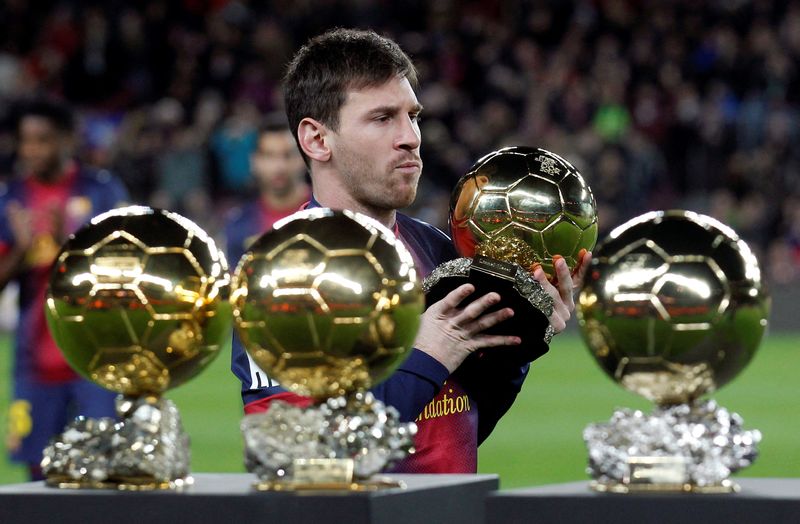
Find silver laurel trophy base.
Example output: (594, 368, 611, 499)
(423, 256, 556, 346)
(242, 391, 416, 491)
(41, 395, 191, 490)
(584, 399, 760, 493)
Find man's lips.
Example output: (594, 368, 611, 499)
(395, 160, 421, 171)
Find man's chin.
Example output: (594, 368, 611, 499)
(391, 191, 417, 210)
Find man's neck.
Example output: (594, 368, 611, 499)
(309, 163, 398, 228)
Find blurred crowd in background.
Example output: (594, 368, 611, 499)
(1, 0, 800, 284)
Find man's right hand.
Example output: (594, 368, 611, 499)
(413, 283, 521, 373)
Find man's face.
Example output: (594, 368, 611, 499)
(251, 130, 306, 195)
(327, 76, 423, 212)
(18, 116, 70, 180)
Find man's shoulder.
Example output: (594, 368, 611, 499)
(396, 212, 459, 265)
(396, 213, 451, 243)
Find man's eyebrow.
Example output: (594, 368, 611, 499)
(367, 105, 398, 116)
(367, 103, 424, 115)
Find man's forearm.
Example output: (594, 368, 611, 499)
(370, 349, 450, 422)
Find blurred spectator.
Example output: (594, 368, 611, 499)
(211, 99, 259, 197)
(148, 97, 214, 233)
(0, 99, 129, 480)
(224, 114, 310, 265)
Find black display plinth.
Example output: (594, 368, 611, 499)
(0, 473, 498, 524)
(486, 478, 800, 524)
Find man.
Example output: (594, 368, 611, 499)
(232, 29, 589, 473)
(0, 100, 129, 480)
(225, 117, 311, 267)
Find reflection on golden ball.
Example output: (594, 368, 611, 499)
(450, 146, 597, 276)
(230, 208, 424, 399)
(45, 206, 232, 396)
(577, 210, 770, 405)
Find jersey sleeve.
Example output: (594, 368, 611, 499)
(370, 349, 450, 422)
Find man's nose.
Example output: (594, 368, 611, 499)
(396, 116, 421, 151)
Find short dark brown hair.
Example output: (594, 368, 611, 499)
(283, 28, 418, 163)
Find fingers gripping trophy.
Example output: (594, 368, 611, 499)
(425, 146, 597, 356)
(230, 208, 423, 490)
(578, 210, 770, 493)
(42, 206, 231, 489)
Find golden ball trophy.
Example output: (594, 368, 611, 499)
(230, 208, 423, 490)
(42, 206, 231, 489)
(425, 146, 596, 353)
(578, 210, 770, 493)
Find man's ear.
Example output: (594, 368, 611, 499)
(297, 118, 331, 162)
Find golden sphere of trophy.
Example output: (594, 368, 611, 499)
(450, 146, 598, 277)
(42, 206, 231, 489)
(230, 208, 424, 400)
(577, 210, 770, 492)
(578, 210, 769, 404)
(46, 206, 232, 395)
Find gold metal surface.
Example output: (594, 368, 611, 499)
(45, 206, 232, 396)
(44, 475, 194, 491)
(450, 146, 597, 276)
(253, 477, 404, 492)
(589, 479, 739, 494)
(231, 208, 424, 399)
(577, 210, 770, 405)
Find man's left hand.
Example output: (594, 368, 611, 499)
(531, 250, 592, 334)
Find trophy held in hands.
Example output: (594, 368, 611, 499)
(425, 146, 597, 356)
(42, 206, 232, 489)
(578, 210, 770, 493)
(230, 208, 423, 490)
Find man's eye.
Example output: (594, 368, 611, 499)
(376, 115, 391, 122)
(410, 113, 421, 123)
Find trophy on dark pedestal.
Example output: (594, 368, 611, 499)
(42, 206, 231, 489)
(578, 210, 770, 493)
(230, 208, 422, 490)
(425, 146, 597, 354)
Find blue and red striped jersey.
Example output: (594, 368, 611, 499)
(0, 164, 129, 387)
